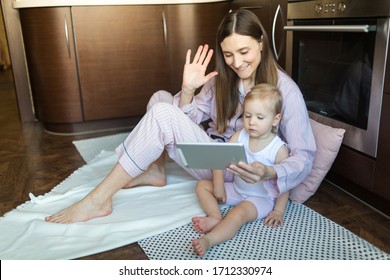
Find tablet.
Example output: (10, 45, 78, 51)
(176, 142, 247, 170)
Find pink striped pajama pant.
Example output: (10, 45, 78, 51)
(115, 91, 231, 181)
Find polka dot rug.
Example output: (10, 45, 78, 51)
(138, 203, 390, 260)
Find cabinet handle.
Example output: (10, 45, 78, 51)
(272, 4, 281, 60)
(162, 11, 167, 46)
(239, 6, 263, 10)
(64, 15, 71, 58)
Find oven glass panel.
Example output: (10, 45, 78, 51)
(292, 19, 376, 129)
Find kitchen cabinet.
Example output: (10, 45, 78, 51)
(165, 2, 230, 92)
(19, 8, 83, 124)
(72, 6, 171, 121)
(271, 0, 287, 68)
(374, 93, 390, 201)
(18, 1, 286, 133)
(19, 3, 231, 132)
(231, 0, 287, 69)
(20, 6, 171, 125)
(329, 91, 390, 212)
(373, 45, 390, 202)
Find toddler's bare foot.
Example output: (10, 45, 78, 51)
(192, 216, 221, 234)
(45, 195, 112, 224)
(124, 162, 166, 188)
(192, 237, 210, 257)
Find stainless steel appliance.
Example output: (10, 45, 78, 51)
(285, 0, 390, 157)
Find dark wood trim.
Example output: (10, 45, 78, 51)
(330, 145, 376, 191)
(43, 116, 142, 135)
(1, 0, 34, 122)
(326, 171, 390, 217)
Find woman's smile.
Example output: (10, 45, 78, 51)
(235, 64, 250, 72)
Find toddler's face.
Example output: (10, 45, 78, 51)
(243, 99, 279, 139)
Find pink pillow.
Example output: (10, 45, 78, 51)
(289, 118, 345, 204)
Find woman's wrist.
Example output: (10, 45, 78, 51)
(264, 165, 277, 180)
(181, 83, 196, 96)
(180, 87, 195, 106)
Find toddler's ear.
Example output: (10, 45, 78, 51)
(273, 113, 282, 126)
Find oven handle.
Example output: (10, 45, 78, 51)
(284, 25, 376, 33)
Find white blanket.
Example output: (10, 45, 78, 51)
(0, 150, 204, 260)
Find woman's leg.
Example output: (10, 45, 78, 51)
(146, 90, 173, 111)
(123, 91, 173, 188)
(115, 102, 214, 181)
(193, 201, 258, 257)
(192, 180, 223, 234)
(46, 102, 212, 223)
(123, 151, 167, 188)
(45, 163, 133, 223)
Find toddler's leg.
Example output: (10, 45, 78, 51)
(192, 180, 223, 234)
(193, 201, 258, 257)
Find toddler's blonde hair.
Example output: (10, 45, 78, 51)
(244, 83, 283, 133)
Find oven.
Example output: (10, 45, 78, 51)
(285, 0, 390, 158)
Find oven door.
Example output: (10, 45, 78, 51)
(285, 18, 390, 158)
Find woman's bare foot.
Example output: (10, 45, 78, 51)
(45, 195, 112, 224)
(123, 162, 166, 189)
(192, 237, 211, 257)
(192, 216, 221, 234)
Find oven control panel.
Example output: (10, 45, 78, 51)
(287, 0, 390, 19)
(314, 2, 347, 15)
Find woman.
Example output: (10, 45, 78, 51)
(45, 9, 315, 224)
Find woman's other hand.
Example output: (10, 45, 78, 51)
(227, 161, 276, 184)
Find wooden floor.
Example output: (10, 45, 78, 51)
(0, 69, 389, 259)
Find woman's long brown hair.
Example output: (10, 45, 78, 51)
(214, 9, 279, 134)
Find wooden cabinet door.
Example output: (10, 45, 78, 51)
(72, 6, 170, 121)
(165, 3, 231, 93)
(231, 0, 287, 68)
(19, 8, 83, 123)
(270, 0, 287, 68)
(373, 93, 390, 201)
(231, 0, 271, 35)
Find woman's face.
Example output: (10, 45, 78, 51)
(220, 33, 263, 82)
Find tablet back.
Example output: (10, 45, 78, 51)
(176, 142, 247, 170)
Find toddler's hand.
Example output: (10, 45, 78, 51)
(213, 187, 226, 204)
(264, 210, 284, 228)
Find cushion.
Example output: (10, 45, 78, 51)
(289, 118, 345, 204)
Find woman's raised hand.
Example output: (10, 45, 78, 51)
(181, 44, 218, 98)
